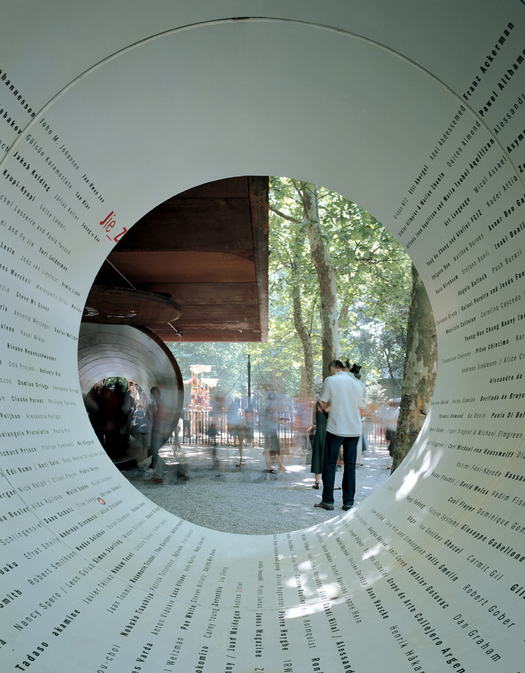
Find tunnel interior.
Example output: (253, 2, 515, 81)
(78, 323, 183, 466)
(1, 3, 525, 672)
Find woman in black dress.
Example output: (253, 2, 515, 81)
(310, 400, 329, 488)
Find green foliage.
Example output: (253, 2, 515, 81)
(170, 177, 412, 401)
(168, 341, 249, 398)
(168, 340, 304, 400)
(267, 177, 411, 392)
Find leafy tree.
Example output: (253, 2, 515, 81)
(170, 178, 414, 406)
(268, 177, 412, 394)
(270, 179, 338, 378)
(168, 341, 249, 399)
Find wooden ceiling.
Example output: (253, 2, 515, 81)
(86, 176, 269, 342)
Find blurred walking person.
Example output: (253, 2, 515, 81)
(261, 392, 285, 473)
(145, 386, 166, 484)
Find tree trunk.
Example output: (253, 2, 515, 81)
(391, 264, 437, 472)
(291, 239, 316, 400)
(299, 183, 339, 375)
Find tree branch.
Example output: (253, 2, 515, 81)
(269, 205, 302, 225)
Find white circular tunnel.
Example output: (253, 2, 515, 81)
(78, 323, 183, 444)
(1, 3, 525, 671)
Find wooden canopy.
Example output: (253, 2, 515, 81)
(85, 176, 269, 342)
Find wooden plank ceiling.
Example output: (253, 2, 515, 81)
(85, 176, 269, 342)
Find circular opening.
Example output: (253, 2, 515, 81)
(3, 12, 524, 672)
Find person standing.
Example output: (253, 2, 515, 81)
(244, 401, 255, 447)
(380, 398, 400, 470)
(132, 403, 152, 468)
(310, 398, 329, 489)
(207, 392, 224, 470)
(345, 361, 367, 465)
(145, 386, 166, 484)
(261, 392, 285, 473)
(314, 360, 364, 511)
(227, 397, 245, 467)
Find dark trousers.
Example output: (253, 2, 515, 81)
(321, 432, 359, 507)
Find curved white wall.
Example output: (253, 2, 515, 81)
(1, 3, 524, 671)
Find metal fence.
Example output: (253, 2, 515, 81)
(172, 408, 388, 448)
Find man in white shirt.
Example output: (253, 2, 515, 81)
(314, 360, 364, 511)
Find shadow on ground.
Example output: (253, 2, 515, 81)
(122, 440, 392, 535)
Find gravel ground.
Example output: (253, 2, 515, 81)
(121, 439, 392, 535)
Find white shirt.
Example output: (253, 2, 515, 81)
(320, 371, 364, 436)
